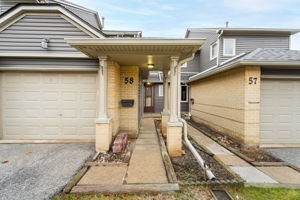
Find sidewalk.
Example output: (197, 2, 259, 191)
(126, 118, 168, 184)
(187, 125, 300, 188)
(70, 118, 175, 193)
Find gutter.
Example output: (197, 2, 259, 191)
(188, 60, 300, 83)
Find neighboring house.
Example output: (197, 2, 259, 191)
(186, 28, 300, 147)
(0, 0, 139, 140)
(0, 0, 203, 157)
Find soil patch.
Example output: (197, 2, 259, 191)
(188, 119, 281, 163)
(95, 140, 133, 164)
(172, 142, 235, 184)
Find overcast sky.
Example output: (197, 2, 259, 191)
(72, 0, 300, 49)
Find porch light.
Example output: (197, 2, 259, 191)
(148, 64, 154, 69)
(146, 82, 152, 86)
(41, 38, 49, 49)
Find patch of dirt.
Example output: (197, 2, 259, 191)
(172, 143, 235, 184)
(95, 140, 132, 164)
(188, 119, 281, 162)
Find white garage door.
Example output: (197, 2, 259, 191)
(260, 79, 300, 145)
(1, 72, 97, 140)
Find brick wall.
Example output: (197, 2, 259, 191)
(190, 66, 261, 145)
(119, 66, 139, 137)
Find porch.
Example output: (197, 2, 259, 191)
(66, 38, 204, 157)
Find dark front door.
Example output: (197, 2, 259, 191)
(144, 85, 154, 112)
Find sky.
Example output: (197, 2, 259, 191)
(72, 0, 300, 50)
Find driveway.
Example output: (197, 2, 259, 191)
(264, 148, 300, 168)
(0, 143, 94, 200)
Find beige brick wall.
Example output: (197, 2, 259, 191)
(119, 66, 139, 137)
(190, 66, 261, 145)
(107, 61, 121, 136)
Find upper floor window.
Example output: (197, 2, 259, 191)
(181, 63, 187, 68)
(210, 42, 218, 60)
(223, 38, 236, 56)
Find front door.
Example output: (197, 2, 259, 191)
(144, 85, 154, 112)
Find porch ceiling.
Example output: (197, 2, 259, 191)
(65, 38, 205, 78)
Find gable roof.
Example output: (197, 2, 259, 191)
(0, 3, 106, 38)
(47, 0, 102, 29)
(189, 48, 300, 82)
(185, 27, 300, 38)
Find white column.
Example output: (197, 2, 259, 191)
(177, 64, 181, 117)
(169, 56, 179, 123)
(162, 70, 169, 113)
(97, 56, 109, 120)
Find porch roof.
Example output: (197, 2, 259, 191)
(65, 38, 205, 75)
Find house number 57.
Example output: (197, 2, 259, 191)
(249, 77, 258, 85)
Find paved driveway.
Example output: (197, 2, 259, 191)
(0, 143, 94, 200)
(265, 148, 300, 168)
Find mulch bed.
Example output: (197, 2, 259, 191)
(172, 142, 236, 184)
(188, 119, 281, 163)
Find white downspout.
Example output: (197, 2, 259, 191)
(179, 118, 216, 180)
(176, 54, 216, 181)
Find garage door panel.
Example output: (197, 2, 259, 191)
(1, 72, 97, 140)
(261, 79, 300, 145)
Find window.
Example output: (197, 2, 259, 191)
(181, 85, 188, 102)
(223, 38, 236, 56)
(158, 85, 164, 97)
(210, 42, 218, 60)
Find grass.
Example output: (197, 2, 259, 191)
(228, 186, 300, 200)
(52, 186, 300, 200)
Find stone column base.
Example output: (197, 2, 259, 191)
(167, 122, 183, 157)
(95, 119, 112, 151)
(161, 112, 169, 137)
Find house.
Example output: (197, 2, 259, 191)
(0, 0, 204, 157)
(186, 28, 300, 147)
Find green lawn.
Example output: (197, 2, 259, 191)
(52, 186, 300, 200)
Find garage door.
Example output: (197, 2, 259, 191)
(260, 79, 300, 145)
(1, 72, 97, 140)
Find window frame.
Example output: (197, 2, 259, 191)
(181, 85, 189, 102)
(158, 84, 164, 97)
(223, 38, 236, 57)
(210, 42, 218, 61)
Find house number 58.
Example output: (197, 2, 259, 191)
(249, 77, 258, 85)
(124, 77, 134, 84)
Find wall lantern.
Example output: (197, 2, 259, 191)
(148, 64, 154, 69)
(41, 38, 49, 49)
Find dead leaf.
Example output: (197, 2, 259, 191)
(24, 152, 32, 154)
(1, 160, 9, 164)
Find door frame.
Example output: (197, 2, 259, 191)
(143, 84, 155, 113)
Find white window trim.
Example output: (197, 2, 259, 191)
(181, 85, 189, 102)
(158, 84, 164, 97)
(210, 42, 218, 61)
(223, 38, 236, 57)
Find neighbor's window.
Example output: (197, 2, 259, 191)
(223, 38, 236, 56)
(181, 85, 188, 102)
(158, 84, 164, 97)
(210, 42, 218, 60)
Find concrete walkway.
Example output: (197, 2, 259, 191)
(126, 118, 168, 184)
(265, 148, 300, 168)
(187, 125, 300, 187)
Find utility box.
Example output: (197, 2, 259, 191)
(121, 99, 134, 107)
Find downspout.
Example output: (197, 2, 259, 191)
(177, 54, 216, 181)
